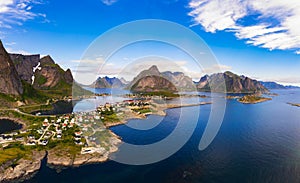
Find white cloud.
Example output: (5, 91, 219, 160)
(201, 64, 232, 75)
(6, 47, 31, 55)
(101, 0, 118, 6)
(0, 0, 45, 29)
(188, 0, 300, 52)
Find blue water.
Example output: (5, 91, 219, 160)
(26, 89, 300, 183)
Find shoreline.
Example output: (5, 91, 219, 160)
(0, 117, 27, 131)
(104, 102, 212, 128)
(0, 101, 211, 182)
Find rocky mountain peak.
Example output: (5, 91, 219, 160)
(197, 71, 269, 93)
(148, 65, 160, 73)
(9, 53, 40, 84)
(40, 55, 55, 65)
(0, 40, 23, 95)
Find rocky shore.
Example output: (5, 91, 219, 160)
(47, 134, 121, 168)
(0, 151, 46, 182)
(0, 101, 210, 182)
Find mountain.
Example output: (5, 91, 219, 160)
(0, 40, 91, 107)
(260, 81, 300, 89)
(128, 65, 177, 93)
(131, 75, 177, 93)
(127, 65, 161, 90)
(197, 71, 269, 93)
(9, 54, 40, 84)
(0, 40, 23, 96)
(29, 55, 80, 98)
(260, 81, 286, 89)
(119, 77, 129, 85)
(161, 71, 196, 91)
(285, 85, 300, 89)
(127, 65, 196, 93)
(92, 76, 126, 88)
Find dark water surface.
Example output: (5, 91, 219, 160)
(25, 89, 300, 183)
(0, 119, 22, 134)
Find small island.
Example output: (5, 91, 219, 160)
(287, 103, 300, 107)
(237, 95, 272, 104)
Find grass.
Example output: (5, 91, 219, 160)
(35, 75, 47, 86)
(0, 143, 35, 165)
(18, 104, 53, 114)
(238, 95, 271, 104)
(134, 91, 180, 98)
(102, 113, 121, 125)
(133, 108, 152, 114)
(21, 81, 49, 104)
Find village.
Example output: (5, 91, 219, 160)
(0, 97, 154, 155)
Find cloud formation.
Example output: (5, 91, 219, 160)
(101, 0, 118, 6)
(0, 0, 45, 29)
(188, 0, 300, 52)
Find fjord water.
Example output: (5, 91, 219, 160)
(27, 89, 300, 183)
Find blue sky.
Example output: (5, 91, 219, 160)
(0, 0, 299, 85)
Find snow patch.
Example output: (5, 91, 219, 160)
(31, 62, 41, 85)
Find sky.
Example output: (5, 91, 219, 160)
(0, 0, 299, 85)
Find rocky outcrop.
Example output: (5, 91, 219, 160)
(47, 136, 121, 168)
(0, 40, 23, 95)
(33, 55, 73, 89)
(9, 54, 40, 84)
(131, 75, 177, 93)
(127, 65, 161, 90)
(127, 65, 197, 92)
(128, 65, 180, 93)
(197, 71, 269, 93)
(0, 151, 46, 182)
(162, 71, 196, 91)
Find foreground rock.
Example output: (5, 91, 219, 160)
(0, 151, 46, 182)
(47, 134, 121, 168)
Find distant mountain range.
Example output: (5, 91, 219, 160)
(260, 81, 300, 90)
(1, 37, 299, 106)
(91, 76, 126, 89)
(90, 65, 300, 94)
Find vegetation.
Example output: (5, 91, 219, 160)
(35, 75, 47, 86)
(18, 104, 53, 114)
(101, 113, 121, 125)
(133, 108, 152, 114)
(238, 95, 271, 104)
(134, 91, 180, 98)
(0, 143, 35, 165)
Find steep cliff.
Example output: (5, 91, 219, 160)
(0, 40, 23, 96)
(129, 65, 177, 93)
(33, 55, 73, 89)
(9, 54, 40, 84)
(162, 71, 196, 91)
(197, 71, 269, 93)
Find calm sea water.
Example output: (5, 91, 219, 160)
(25, 89, 300, 183)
